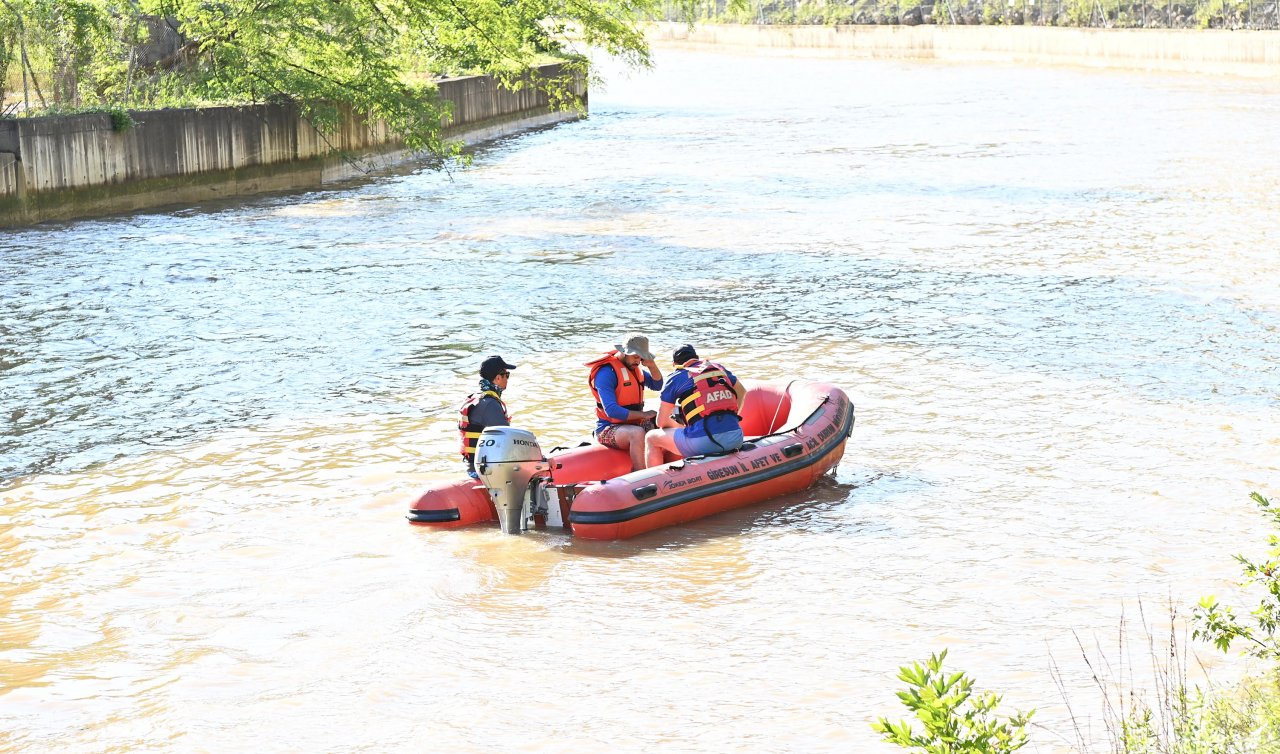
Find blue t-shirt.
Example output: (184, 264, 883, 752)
(593, 366, 661, 433)
(661, 365, 741, 440)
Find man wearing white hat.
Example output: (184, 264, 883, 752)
(584, 334, 663, 471)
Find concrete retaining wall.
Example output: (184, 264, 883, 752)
(0, 62, 586, 227)
(650, 22, 1280, 76)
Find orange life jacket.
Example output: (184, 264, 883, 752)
(457, 390, 510, 462)
(585, 351, 647, 425)
(673, 359, 739, 425)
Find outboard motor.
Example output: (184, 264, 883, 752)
(475, 426, 548, 534)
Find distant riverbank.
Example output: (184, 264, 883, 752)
(649, 22, 1280, 76)
(0, 63, 585, 228)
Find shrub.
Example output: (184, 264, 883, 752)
(875, 649, 1035, 754)
(1194, 492, 1280, 661)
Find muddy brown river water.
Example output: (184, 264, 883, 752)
(2, 48, 1279, 753)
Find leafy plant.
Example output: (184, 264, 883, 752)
(875, 649, 1035, 754)
(1194, 493, 1280, 660)
(105, 105, 132, 131)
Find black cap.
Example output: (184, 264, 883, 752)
(672, 344, 698, 365)
(479, 355, 517, 380)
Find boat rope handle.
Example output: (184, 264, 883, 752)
(746, 394, 831, 445)
(764, 380, 796, 437)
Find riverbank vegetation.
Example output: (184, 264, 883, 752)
(0, 0, 697, 154)
(675, 0, 1280, 29)
(876, 650, 1035, 753)
(882, 492, 1280, 753)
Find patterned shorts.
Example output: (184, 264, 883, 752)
(595, 421, 655, 449)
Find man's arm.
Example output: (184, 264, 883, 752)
(641, 357, 663, 390)
(657, 400, 681, 429)
(723, 370, 747, 413)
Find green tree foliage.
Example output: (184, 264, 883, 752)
(1195, 493, 1280, 660)
(875, 649, 1035, 754)
(0, 0, 701, 152)
(0, 10, 16, 107)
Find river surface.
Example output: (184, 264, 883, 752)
(2, 48, 1279, 753)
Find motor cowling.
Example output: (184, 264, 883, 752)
(475, 427, 547, 534)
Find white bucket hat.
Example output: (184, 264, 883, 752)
(615, 334, 655, 361)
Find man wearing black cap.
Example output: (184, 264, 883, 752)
(645, 344, 746, 467)
(457, 355, 517, 478)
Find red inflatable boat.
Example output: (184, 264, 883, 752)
(406, 379, 854, 540)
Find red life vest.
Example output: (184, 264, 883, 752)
(457, 390, 510, 462)
(585, 351, 647, 425)
(673, 360, 738, 425)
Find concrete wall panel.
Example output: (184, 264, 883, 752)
(0, 152, 18, 198)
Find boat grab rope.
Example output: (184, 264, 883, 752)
(760, 379, 797, 440)
(746, 392, 830, 445)
(673, 392, 833, 466)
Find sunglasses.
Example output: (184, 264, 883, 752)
(497, 371, 510, 378)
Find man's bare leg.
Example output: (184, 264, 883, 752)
(645, 429, 680, 468)
(612, 425, 648, 471)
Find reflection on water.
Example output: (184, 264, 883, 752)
(2, 49, 1280, 752)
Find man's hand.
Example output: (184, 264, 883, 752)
(641, 357, 663, 384)
(628, 408, 657, 424)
